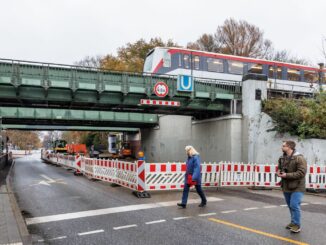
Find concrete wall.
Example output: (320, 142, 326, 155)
(141, 114, 242, 163)
(252, 113, 326, 165)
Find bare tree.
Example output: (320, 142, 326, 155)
(187, 34, 218, 52)
(214, 18, 273, 58)
(74, 55, 103, 68)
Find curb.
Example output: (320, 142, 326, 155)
(6, 160, 32, 245)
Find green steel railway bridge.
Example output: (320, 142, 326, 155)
(0, 58, 241, 130)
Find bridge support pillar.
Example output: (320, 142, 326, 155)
(241, 75, 267, 163)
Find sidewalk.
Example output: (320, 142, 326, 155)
(0, 162, 31, 245)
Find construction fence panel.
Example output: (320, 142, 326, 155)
(145, 162, 186, 191)
(306, 165, 326, 190)
(254, 164, 280, 187)
(93, 159, 117, 183)
(220, 162, 255, 187)
(115, 160, 138, 191)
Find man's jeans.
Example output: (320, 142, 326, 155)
(181, 184, 207, 205)
(283, 192, 304, 226)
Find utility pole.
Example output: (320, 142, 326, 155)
(318, 63, 324, 92)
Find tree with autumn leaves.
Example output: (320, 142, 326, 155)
(6, 131, 41, 150)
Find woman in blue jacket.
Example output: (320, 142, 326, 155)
(177, 145, 207, 208)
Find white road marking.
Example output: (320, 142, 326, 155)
(263, 205, 277, 209)
(48, 236, 67, 241)
(243, 207, 258, 211)
(40, 174, 55, 182)
(37, 240, 44, 243)
(311, 202, 323, 205)
(26, 197, 223, 225)
(280, 204, 288, 207)
(29, 175, 65, 187)
(173, 216, 192, 220)
(145, 219, 166, 225)
(113, 224, 137, 230)
(301, 203, 309, 206)
(198, 213, 216, 217)
(78, 229, 104, 236)
(221, 210, 237, 214)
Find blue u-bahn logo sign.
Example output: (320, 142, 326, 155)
(177, 75, 193, 92)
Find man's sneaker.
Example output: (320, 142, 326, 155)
(290, 224, 301, 233)
(285, 223, 295, 229)
(198, 203, 207, 207)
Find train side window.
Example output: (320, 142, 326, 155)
(268, 65, 275, 78)
(287, 68, 300, 81)
(276, 67, 282, 79)
(303, 70, 316, 83)
(228, 60, 243, 74)
(163, 52, 171, 67)
(248, 63, 263, 74)
(207, 58, 223, 72)
(193, 55, 200, 70)
(184, 54, 190, 69)
(178, 54, 182, 67)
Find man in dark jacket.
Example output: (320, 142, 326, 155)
(177, 145, 207, 208)
(277, 140, 307, 233)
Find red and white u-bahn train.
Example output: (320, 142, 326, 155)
(143, 47, 326, 94)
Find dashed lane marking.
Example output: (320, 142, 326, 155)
(113, 224, 138, 230)
(48, 236, 67, 241)
(208, 218, 309, 245)
(221, 210, 237, 214)
(198, 213, 216, 217)
(25, 197, 223, 225)
(78, 229, 104, 236)
(145, 219, 166, 225)
(243, 207, 258, 211)
(173, 216, 192, 220)
(263, 205, 277, 209)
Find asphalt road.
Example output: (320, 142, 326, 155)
(12, 154, 326, 245)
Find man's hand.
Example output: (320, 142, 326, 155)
(277, 171, 286, 178)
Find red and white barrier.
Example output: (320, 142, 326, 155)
(220, 162, 254, 187)
(41, 151, 326, 195)
(306, 165, 326, 190)
(254, 164, 281, 187)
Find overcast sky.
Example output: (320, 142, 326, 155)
(1, 0, 325, 66)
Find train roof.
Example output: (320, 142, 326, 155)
(152, 47, 324, 72)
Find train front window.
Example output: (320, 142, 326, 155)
(228, 60, 243, 74)
(207, 58, 223, 72)
(184, 55, 190, 69)
(304, 70, 316, 83)
(287, 68, 300, 81)
(248, 63, 263, 74)
(143, 50, 154, 72)
(163, 51, 171, 68)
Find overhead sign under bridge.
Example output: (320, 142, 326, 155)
(177, 75, 193, 92)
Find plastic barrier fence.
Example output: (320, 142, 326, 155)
(40, 152, 326, 193)
(220, 162, 254, 187)
(306, 165, 326, 190)
(254, 164, 281, 187)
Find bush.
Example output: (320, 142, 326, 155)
(262, 93, 326, 139)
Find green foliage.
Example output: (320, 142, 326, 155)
(262, 93, 326, 139)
